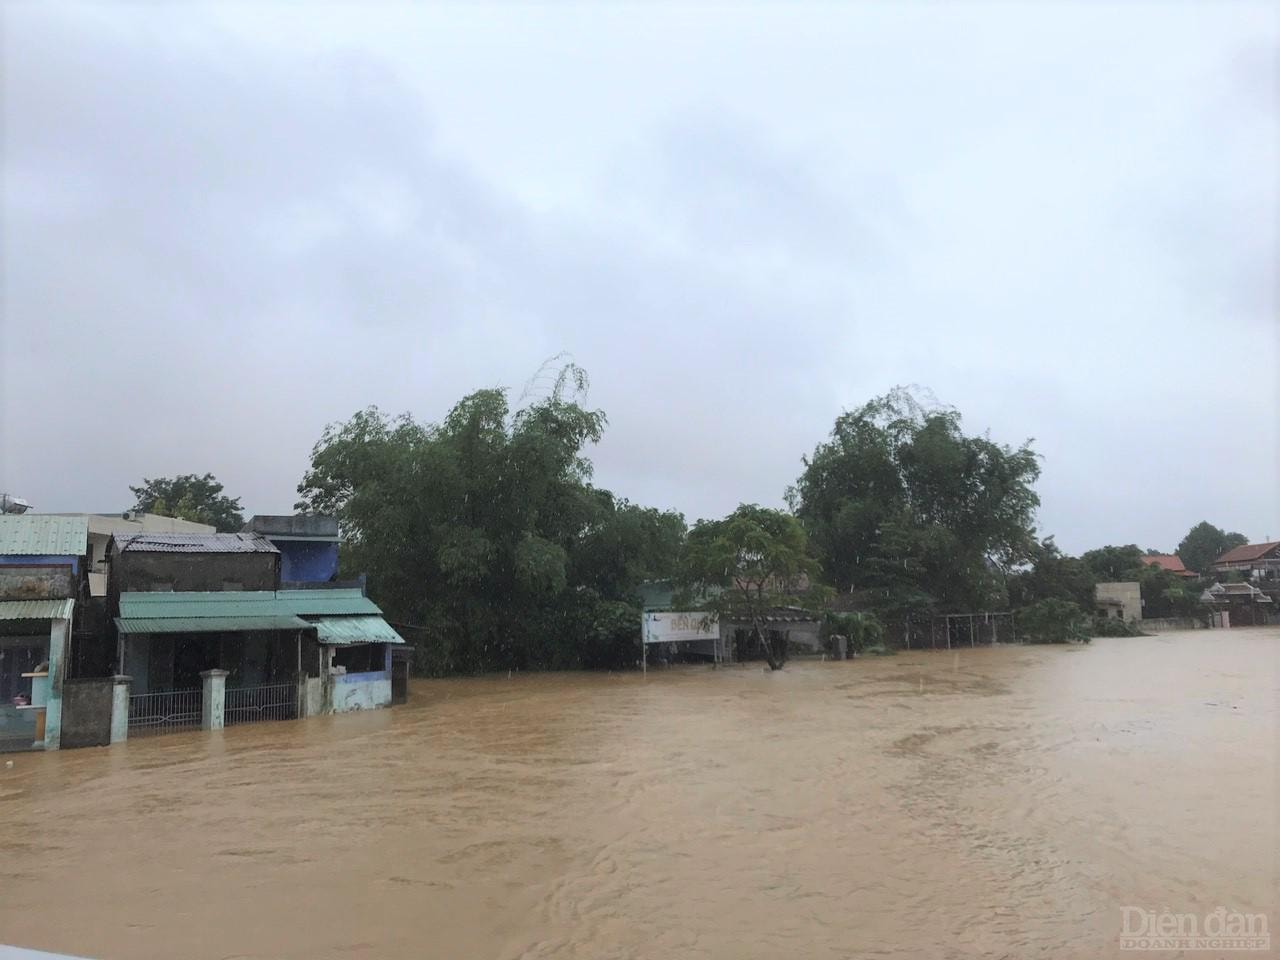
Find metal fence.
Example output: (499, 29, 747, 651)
(129, 688, 201, 737)
(225, 682, 297, 726)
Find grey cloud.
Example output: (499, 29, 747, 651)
(1, 3, 1276, 552)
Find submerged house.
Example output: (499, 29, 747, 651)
(0, 515, 89, 751)
(278, 588, 405, 712)
(1200, 582, 1275, 628)
(108, 531, 403, 734)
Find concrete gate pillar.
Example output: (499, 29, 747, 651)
(200, 669, 229, 730)
(110, 675, 132, 743)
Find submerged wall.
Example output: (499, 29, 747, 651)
(330, 671, 392, 712)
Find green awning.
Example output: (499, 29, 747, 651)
(312, 615, 405, 645)
(115, 615, 312, 635)
(278, 589, 383, 617)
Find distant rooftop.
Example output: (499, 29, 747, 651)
(112, 532, 279, 554)
(0, 515, 88, 556)
(1141, 554, 1193, 575)
(1213, 541, 1280, 565)
(245, 514, 339, 540)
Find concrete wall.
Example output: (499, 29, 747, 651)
(330, 672, 392, 712)
(1139, 617, 1200, 633)
(0, 565, 76, 599)
(113, 551, 278, 593)
(60, 677, 115, 748)
(1095, 582, 1142, 621)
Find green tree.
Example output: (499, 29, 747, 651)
(296, 365, 682, 675)
(679, 504, 819, 670)
(1080, 544, 1145, 583)
(130, 473, 245, 532)
(1007, 536, 1095, 610)
(789, 387, 1040, 616)
(1176, 522, 1248, 574)
(1017, 598, 1089, 643)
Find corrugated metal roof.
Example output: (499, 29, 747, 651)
(278, 589, 382, 616)
(312, 615, 405, 645)
(0, 598, 75, 620)
(115, 614, 312, 634)
(120, 591, 285, 619)
(112, 532, 279, 554)
(1214, 541, 1280, 564)
(0, 515, 88, 556)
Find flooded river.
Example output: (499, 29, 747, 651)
(2, 629, 1277, 959)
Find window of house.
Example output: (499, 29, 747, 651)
(222, 581, 243, 592)
(150, 581, 174, 592)
(333, 644, 384, 673)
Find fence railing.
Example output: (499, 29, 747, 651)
(225, 682, 297, 726)
(129, 688, 201, 737)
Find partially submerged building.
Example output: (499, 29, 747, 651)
(0, 515, 88, 751)
(107, 530, 403, 737)
(1094, 581, 1142, 621)
(1200, 582, 1275, 628)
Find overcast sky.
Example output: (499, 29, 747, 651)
(2, 2, 1276, 553)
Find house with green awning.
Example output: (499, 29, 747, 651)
(278, 589, 405, 712)
(113, 588, 404, 715)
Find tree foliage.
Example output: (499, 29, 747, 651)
(296, 367, 685, 675)
(1017, 598, 1089, 643)
(790, 388, 1040, 616)
(679, 504, 819, 670)
(1007, 537, 1095, 610)
(1080, 544, 1146, 583)
(1176, 521, 1248, 574)
(130, 473, 245, 532)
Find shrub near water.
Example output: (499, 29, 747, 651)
(1016, 598, 1090, 643)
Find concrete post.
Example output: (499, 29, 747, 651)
(295, 671, 312, 718)
(43, 616, 71, 750)
(200, 669, 229, 730)
(110, 675, 131, 744)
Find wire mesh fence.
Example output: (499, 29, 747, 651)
(128, 688, 201, 737)
(224, 682, 297, 726)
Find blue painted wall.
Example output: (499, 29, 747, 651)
(0, 555, 79, 573)
(276, 541, 338, 583)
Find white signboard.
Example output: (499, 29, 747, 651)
(642, 611, 719, 644)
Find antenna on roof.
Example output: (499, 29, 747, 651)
(0, 494, 32, 515)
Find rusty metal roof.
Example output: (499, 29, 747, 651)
(0, 515, 88, 556)
(0, 598, 75, 620)
(112, 532, 279, 554)
(1213, 541, 1280, 565)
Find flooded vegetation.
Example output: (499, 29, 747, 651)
(2, 629, 1275, 959)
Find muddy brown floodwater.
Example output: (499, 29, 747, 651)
(2, 629, 1277, 959)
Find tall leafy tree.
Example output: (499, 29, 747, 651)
(679, 504, 819, 670)
(1177, 521, 1249, 574)
(130, 473, 245, 532)
(1007, 537, 1095, 610)
(296, 366, 683, 675)
(789, 388, 1040, 615)
(1080, 544, 1145, 582)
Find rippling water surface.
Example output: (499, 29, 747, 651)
(2, 629, 1277, 959)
